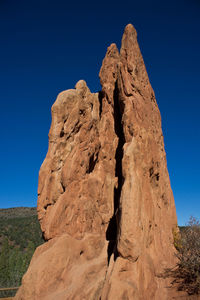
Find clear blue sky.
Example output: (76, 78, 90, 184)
(0, 0, 199, 226)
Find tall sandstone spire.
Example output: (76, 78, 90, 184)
(15, 24, 180, 300)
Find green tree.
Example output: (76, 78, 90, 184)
(8, 247, 20, 286)
(0, 238, 10, 287)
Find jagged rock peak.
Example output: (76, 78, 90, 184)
(15, 24, 183, 300)
(75, 79, 90, 97)
(121, 23, 138, 46)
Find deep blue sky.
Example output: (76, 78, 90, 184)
(0, 0, 199, 225)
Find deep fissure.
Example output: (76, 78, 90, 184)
(106, 81, 125, 264)
(98, 91, 103, 118)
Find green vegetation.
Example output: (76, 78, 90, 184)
(0, 207, 44, 297)
(172, 217, 200, 295)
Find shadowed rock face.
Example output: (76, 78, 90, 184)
(15, 24, 180, 300)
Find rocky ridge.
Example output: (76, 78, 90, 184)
(15, 24, 181, 300)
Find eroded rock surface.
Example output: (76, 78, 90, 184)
(15, 24, 181, 300)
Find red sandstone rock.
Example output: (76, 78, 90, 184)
(15, 24, 188, 300)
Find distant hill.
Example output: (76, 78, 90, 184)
(0, 206, 37, 219)
(0, 207, 44, 297)
(0, 207, 43, 250)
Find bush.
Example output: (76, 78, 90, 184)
(173, 216, 200, 295)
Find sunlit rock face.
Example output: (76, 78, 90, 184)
(15, 24, 180, 300)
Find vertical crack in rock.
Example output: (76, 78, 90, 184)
(98, 90, 103, 118)
(106, 81, 125, 264)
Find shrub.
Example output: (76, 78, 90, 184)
(173, 216, 200, 295)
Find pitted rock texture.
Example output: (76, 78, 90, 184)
(15, 24, 182, 300)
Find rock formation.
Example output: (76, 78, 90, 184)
(15, 24, 180, 300)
